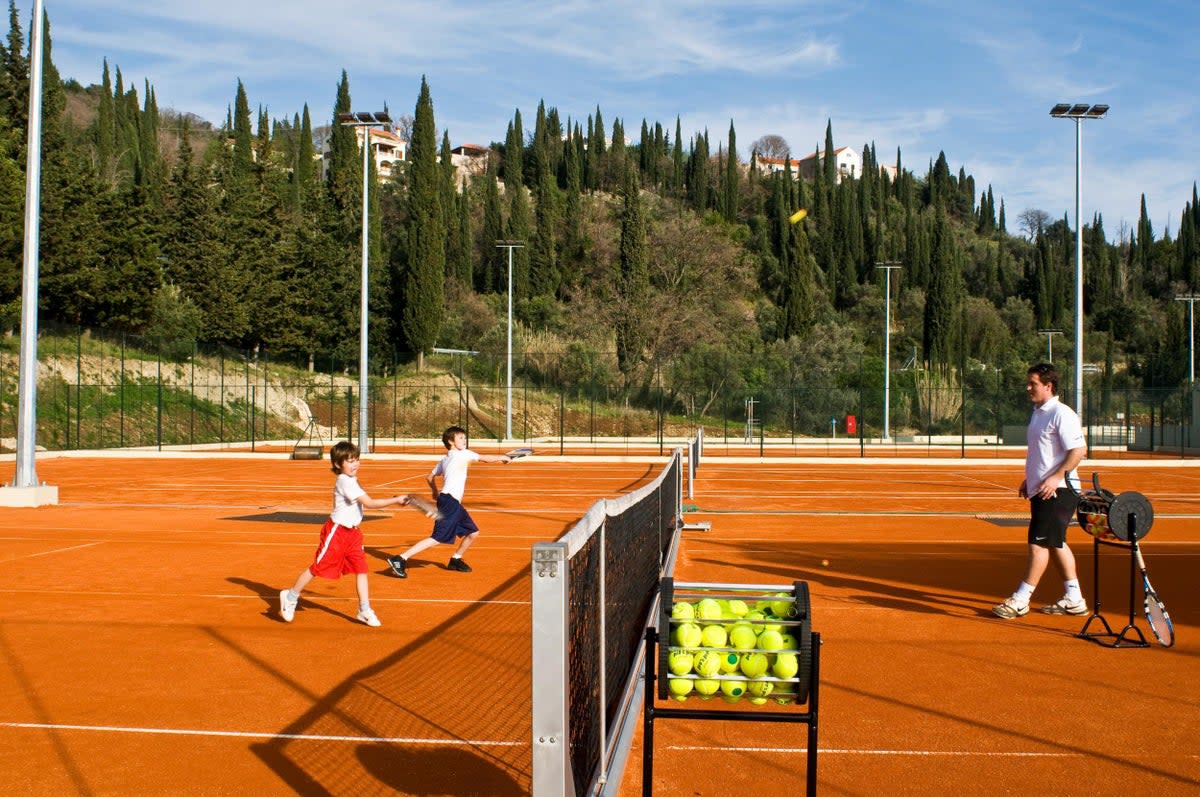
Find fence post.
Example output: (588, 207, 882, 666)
(156, 354, 163, 451)
(250, 384, 256, 452)
(75, 326, 81, 448)
(559, 386, 564, 455)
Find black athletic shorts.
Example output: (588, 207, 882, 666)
(1027, 488, 1077, 548)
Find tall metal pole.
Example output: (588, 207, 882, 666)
(1038, 329, 1062, 363)
(1177, 295, 1200, 384)
(358, 128, 370, 453)
(1073, 116, 1083, 415)
(337, 112, 390, 453)
(876, 262, 901, 440)
(1051, 103, 1107, 414)
(497, 241, 524, 441)
(12, 0, 45, 489)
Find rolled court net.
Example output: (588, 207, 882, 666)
(532, 446, 685, 796)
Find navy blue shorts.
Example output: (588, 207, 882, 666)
(431, 494, 479, 544)
(1027, 488, 1077, 548)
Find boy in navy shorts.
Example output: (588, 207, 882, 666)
(387, 426, 510, 577)
(279, 441, 409, 626)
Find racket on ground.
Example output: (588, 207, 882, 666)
(505, 447, 534, 459)
(404, 494, 443, 520)
(1134, 546, 1175, 648)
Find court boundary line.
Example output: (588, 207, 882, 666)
(0, 542, 99, 564)
(0, 721, 523, 747)
(663, 744, 1198, 760)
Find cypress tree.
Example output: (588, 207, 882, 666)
(722, 120, 738, 222)
(477, 170, 503, 293)
(231, 80, 253, 176)
(924, 208, 963, 367)
(398, 76, 445, 369)
(530, 140, 560, 298)
(615, 168, 647, 377)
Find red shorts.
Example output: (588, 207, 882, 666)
(308, 519, 367, 579)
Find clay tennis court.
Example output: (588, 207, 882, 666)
(1, 449, 1197, 795)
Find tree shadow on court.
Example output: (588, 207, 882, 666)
(226, 576, 361, 625)
(355, 744, 523, 796)
(225, 567, 533, 794)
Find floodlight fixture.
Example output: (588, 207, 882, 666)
(1049, 103, 1072, 116)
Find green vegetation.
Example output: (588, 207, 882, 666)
(0, 8, 1197, 450)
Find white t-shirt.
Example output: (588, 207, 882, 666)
(330, 472, 366, 527)
(1025, 395, 1085, 491)
(432, 448, 480, 501)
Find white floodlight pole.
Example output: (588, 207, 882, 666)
(875, 262, 901, 440)
(1051, 103, 1108, 415)
(1038, 329, 1062, 363)
(8, 0, 54, 503)
(338, 111, 390, 453)
(1177, 295, 1199, 384)
(497, 241, 524, 441)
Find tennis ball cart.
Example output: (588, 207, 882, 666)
(642, 578, 821, 796)
(1074, 473, 1174, 648)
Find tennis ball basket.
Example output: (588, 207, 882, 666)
(642, 578, 821, 795)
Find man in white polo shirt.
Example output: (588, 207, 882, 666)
(992, 363, 1088, 619)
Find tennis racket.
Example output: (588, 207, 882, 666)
(1134, 546, 1175, 648)
(505, 447, 534, 459)
(404, 494, 444, 520)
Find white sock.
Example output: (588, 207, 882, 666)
(1012, 582, 1035, 604)
(359, 602, 372, 612)
(1064, 579, 1082, 600)
(287, 590, 299, 602)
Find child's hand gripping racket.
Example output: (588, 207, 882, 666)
(505, 447, 534, 460)
(402, 494, 443, 520)
(1135, 546, 1175, 648)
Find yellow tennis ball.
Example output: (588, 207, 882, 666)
(696, 598, 722, 620)
(772, 653, 799, 679)
(694, 678, 720, 696)
(744, 610, 767, 631)
(671, 601, 695, 620)
(758, 629, 784, 651)
(769, 592, 795, 618)
(739, 652, 769, 678)
(668, 650, 694, 675)
(778, 632, 798, 650)
(729, 626, 757, 650)
(727, 599, 749, 617)
(747, 679, 774, 698)
(717, 652, 741, 673)
(693, 650, 721, 677)
(668, 678, 693, 699)
(671, 622, 702, 648)
(747, 695, 769, 705)
(720, 679, 745, 698)
(700, 624, 727, 648)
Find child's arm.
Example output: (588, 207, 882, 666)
(477, 454, 512, 464)
(356, 493, 410, 510)
(426, 473, 440, 500)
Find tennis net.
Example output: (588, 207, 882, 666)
(531, 447, 684, 796)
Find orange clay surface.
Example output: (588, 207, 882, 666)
(1, 450, 1198, 796)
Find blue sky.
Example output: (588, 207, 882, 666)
(32, 0, 1200, 241)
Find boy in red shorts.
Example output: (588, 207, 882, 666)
(279, 440, 409, 626)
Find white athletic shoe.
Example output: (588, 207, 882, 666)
(279, 590, 298, 623)
(357, 607, 382, 627)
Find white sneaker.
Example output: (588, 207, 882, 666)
(279, 590, 298, 623)
(1041, 596, 1088, 615)
(357, 607, 382, 627)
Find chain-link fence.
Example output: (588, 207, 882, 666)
(1, 324, 1196, 456)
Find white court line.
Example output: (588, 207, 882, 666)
(0, 722, 522, 747)
(665, 744, 1086, 757)
(0, 542, 99, 565)
(0, 588, 530, 605)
